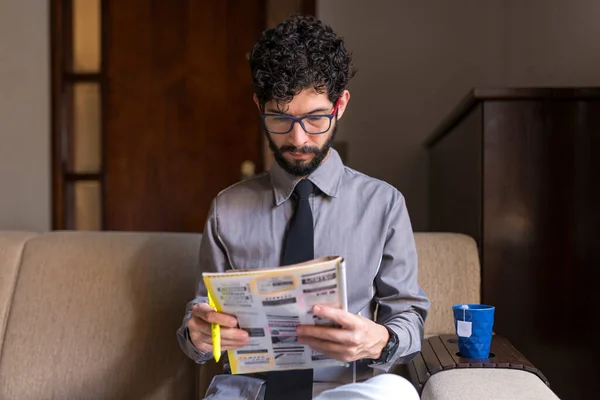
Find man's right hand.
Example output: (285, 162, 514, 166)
(187, 303, 250, 353)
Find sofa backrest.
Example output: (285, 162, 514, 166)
(0, 232, 37, 357)
(0, 230, 481, 399)
(0, 231, 201, 400)
(414, 232, 481, 336)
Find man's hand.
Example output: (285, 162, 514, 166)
(296, 305, 389, 363)
(187, 303, 250, 353)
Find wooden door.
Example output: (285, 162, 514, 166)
(104, 0, 265, 232)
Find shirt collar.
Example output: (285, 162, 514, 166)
(270, 148, 345, 206)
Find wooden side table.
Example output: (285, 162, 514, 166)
(408, 334, 550, 394)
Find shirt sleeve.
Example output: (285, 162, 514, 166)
(177, 197, 231, 363)
(371, 192, 430, 371)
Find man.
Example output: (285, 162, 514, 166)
(177, 15, 429, 400)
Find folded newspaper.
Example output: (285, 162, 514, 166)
(202, 256, 348, 374)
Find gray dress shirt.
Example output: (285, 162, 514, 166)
(177, 148, 430, 393)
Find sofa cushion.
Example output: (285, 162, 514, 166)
(0, 231, 38, 356)
(0, 231, 201, 400)
(414, 233, 481, 336)
(421, 368, 559, 400)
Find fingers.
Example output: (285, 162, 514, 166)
(187, 303, 250, 353)
(197, 334, 248, 349)
(188, 322, 250, 352)
(298, 336, 357, 362)
(221, 337, 251, 351)
(311, 305, 359, 329)
(296, 325, 356, 345)
(221, 326, 250, 342)
(190, 320, 249, 342)
(192, 303, 238, 328)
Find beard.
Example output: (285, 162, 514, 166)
(267, 124, 338, 177)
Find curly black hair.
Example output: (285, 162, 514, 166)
(249, 14, 355, 108)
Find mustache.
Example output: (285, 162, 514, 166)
(279, 145, 320, 154)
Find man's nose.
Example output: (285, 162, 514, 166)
(287, 121, 309, 147)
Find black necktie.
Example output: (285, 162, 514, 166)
(264, 179, 314, 400)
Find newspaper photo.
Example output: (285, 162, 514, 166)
(202, 256, 348, 374)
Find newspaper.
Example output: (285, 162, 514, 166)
(202, 256, 348, 374)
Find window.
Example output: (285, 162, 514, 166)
(51, 0, 104, 230)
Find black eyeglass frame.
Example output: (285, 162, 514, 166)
(260, 98, 340, 135)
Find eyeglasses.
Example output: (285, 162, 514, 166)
(261, 99, 340, 135)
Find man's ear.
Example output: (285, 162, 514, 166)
(335, 90, 351, 121)
(253, 94, 261, 113)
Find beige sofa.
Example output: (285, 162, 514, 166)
(0, 231, 558, 399)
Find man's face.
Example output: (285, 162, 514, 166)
(257, 89, 350, 176)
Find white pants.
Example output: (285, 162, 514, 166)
(314, 374, 419, 400)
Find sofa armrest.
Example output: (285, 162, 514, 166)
(407, 335, 552, 397)
(420, 368, 559, 400)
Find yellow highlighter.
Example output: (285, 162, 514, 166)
(207, 291, 221, 362)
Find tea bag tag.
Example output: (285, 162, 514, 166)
(457, 320, 472, 337)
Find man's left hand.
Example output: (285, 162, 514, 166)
(296, 305, 389, 363)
